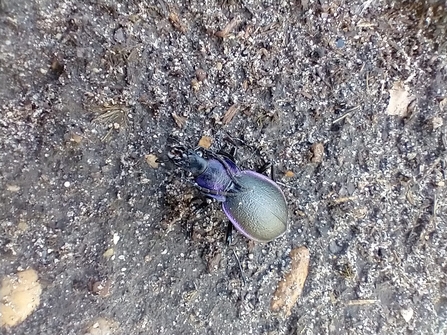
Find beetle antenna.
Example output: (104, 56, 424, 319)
(232, 249, 246, 286)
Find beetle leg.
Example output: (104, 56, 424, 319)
(257, 161, 271, 174)
(270, 163, 275, 181)
(184, 177, 249, 203)
(192, 183, 222, 196)
(257, 161, 275, 180)
(223, 133, 246, 147)
(232, 249, 246, 286)
(186, 181, 227, 201)
(225, 221, 234, 245)
(216, 147, 237, 162)
(184, 178, 240, 197)
(229, 147, 237, 160)
(190, 196, 209, 213)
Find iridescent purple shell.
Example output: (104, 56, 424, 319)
(175, 149, 288, 242)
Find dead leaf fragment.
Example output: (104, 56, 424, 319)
(171, 113, 187, 128)
(84, 317, 119, 335)
(216, 17, 241, 38)
(284, 170, 295, 178)
(271, 246, 310, 317)
(51, 57, 64, 77)
(300, 0, 309, 10)
(0, 269, 42, 327)
(207, 251, 222, 272)
(222, 104, 239, 125)
(431, 116, 443, 130)
(198, 136, 212, 149)
(70, 133, 83, 143)
(191, 78, 201, 91)
(17, 220, 29, 232)
(386, 81, 415, 117)
(103, 248, 114, 259)
(6, 184, 20, 192)
(168, 12, 187, 33)
(439, 98, 447, 112)
(145, 154, 159, 168)
(91, 279, 112, 297)
(352, 207, 367, 219)
(310, 142, 324, 163)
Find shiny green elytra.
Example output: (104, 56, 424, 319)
(222, 170, 288, 241)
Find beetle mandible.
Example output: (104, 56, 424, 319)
(168, 143, 288, 242)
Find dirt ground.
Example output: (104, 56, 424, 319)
(1, 0, 447, 334)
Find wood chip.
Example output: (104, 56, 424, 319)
(171, 112, 187, 128)
(386, 81, 415, 117)
(222, 104, 239, 124)
(310, 142, 324, 163)
(331, 196, 356, 205)
(284, 170, 295, 178)
(216, 17, 241, 38)
(346, 299, 378, 306)
(0, 269, 42, 327)
(145, 154, 159, 168)
(271, 246, 310, 317)
(300, 91, 312, 99)
(198, 136, 212, 149)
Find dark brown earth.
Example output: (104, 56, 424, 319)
(1, 0, 447, 334)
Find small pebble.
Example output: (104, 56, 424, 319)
(113, 233, 120, 245)
(336, 38, 345, 48)
(401, 307, 414, 322)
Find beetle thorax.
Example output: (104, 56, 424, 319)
(195, 159, 235, 194)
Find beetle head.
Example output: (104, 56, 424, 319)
(168, 145, 208, 176)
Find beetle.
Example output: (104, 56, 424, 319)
(168, 143, 288, 242)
